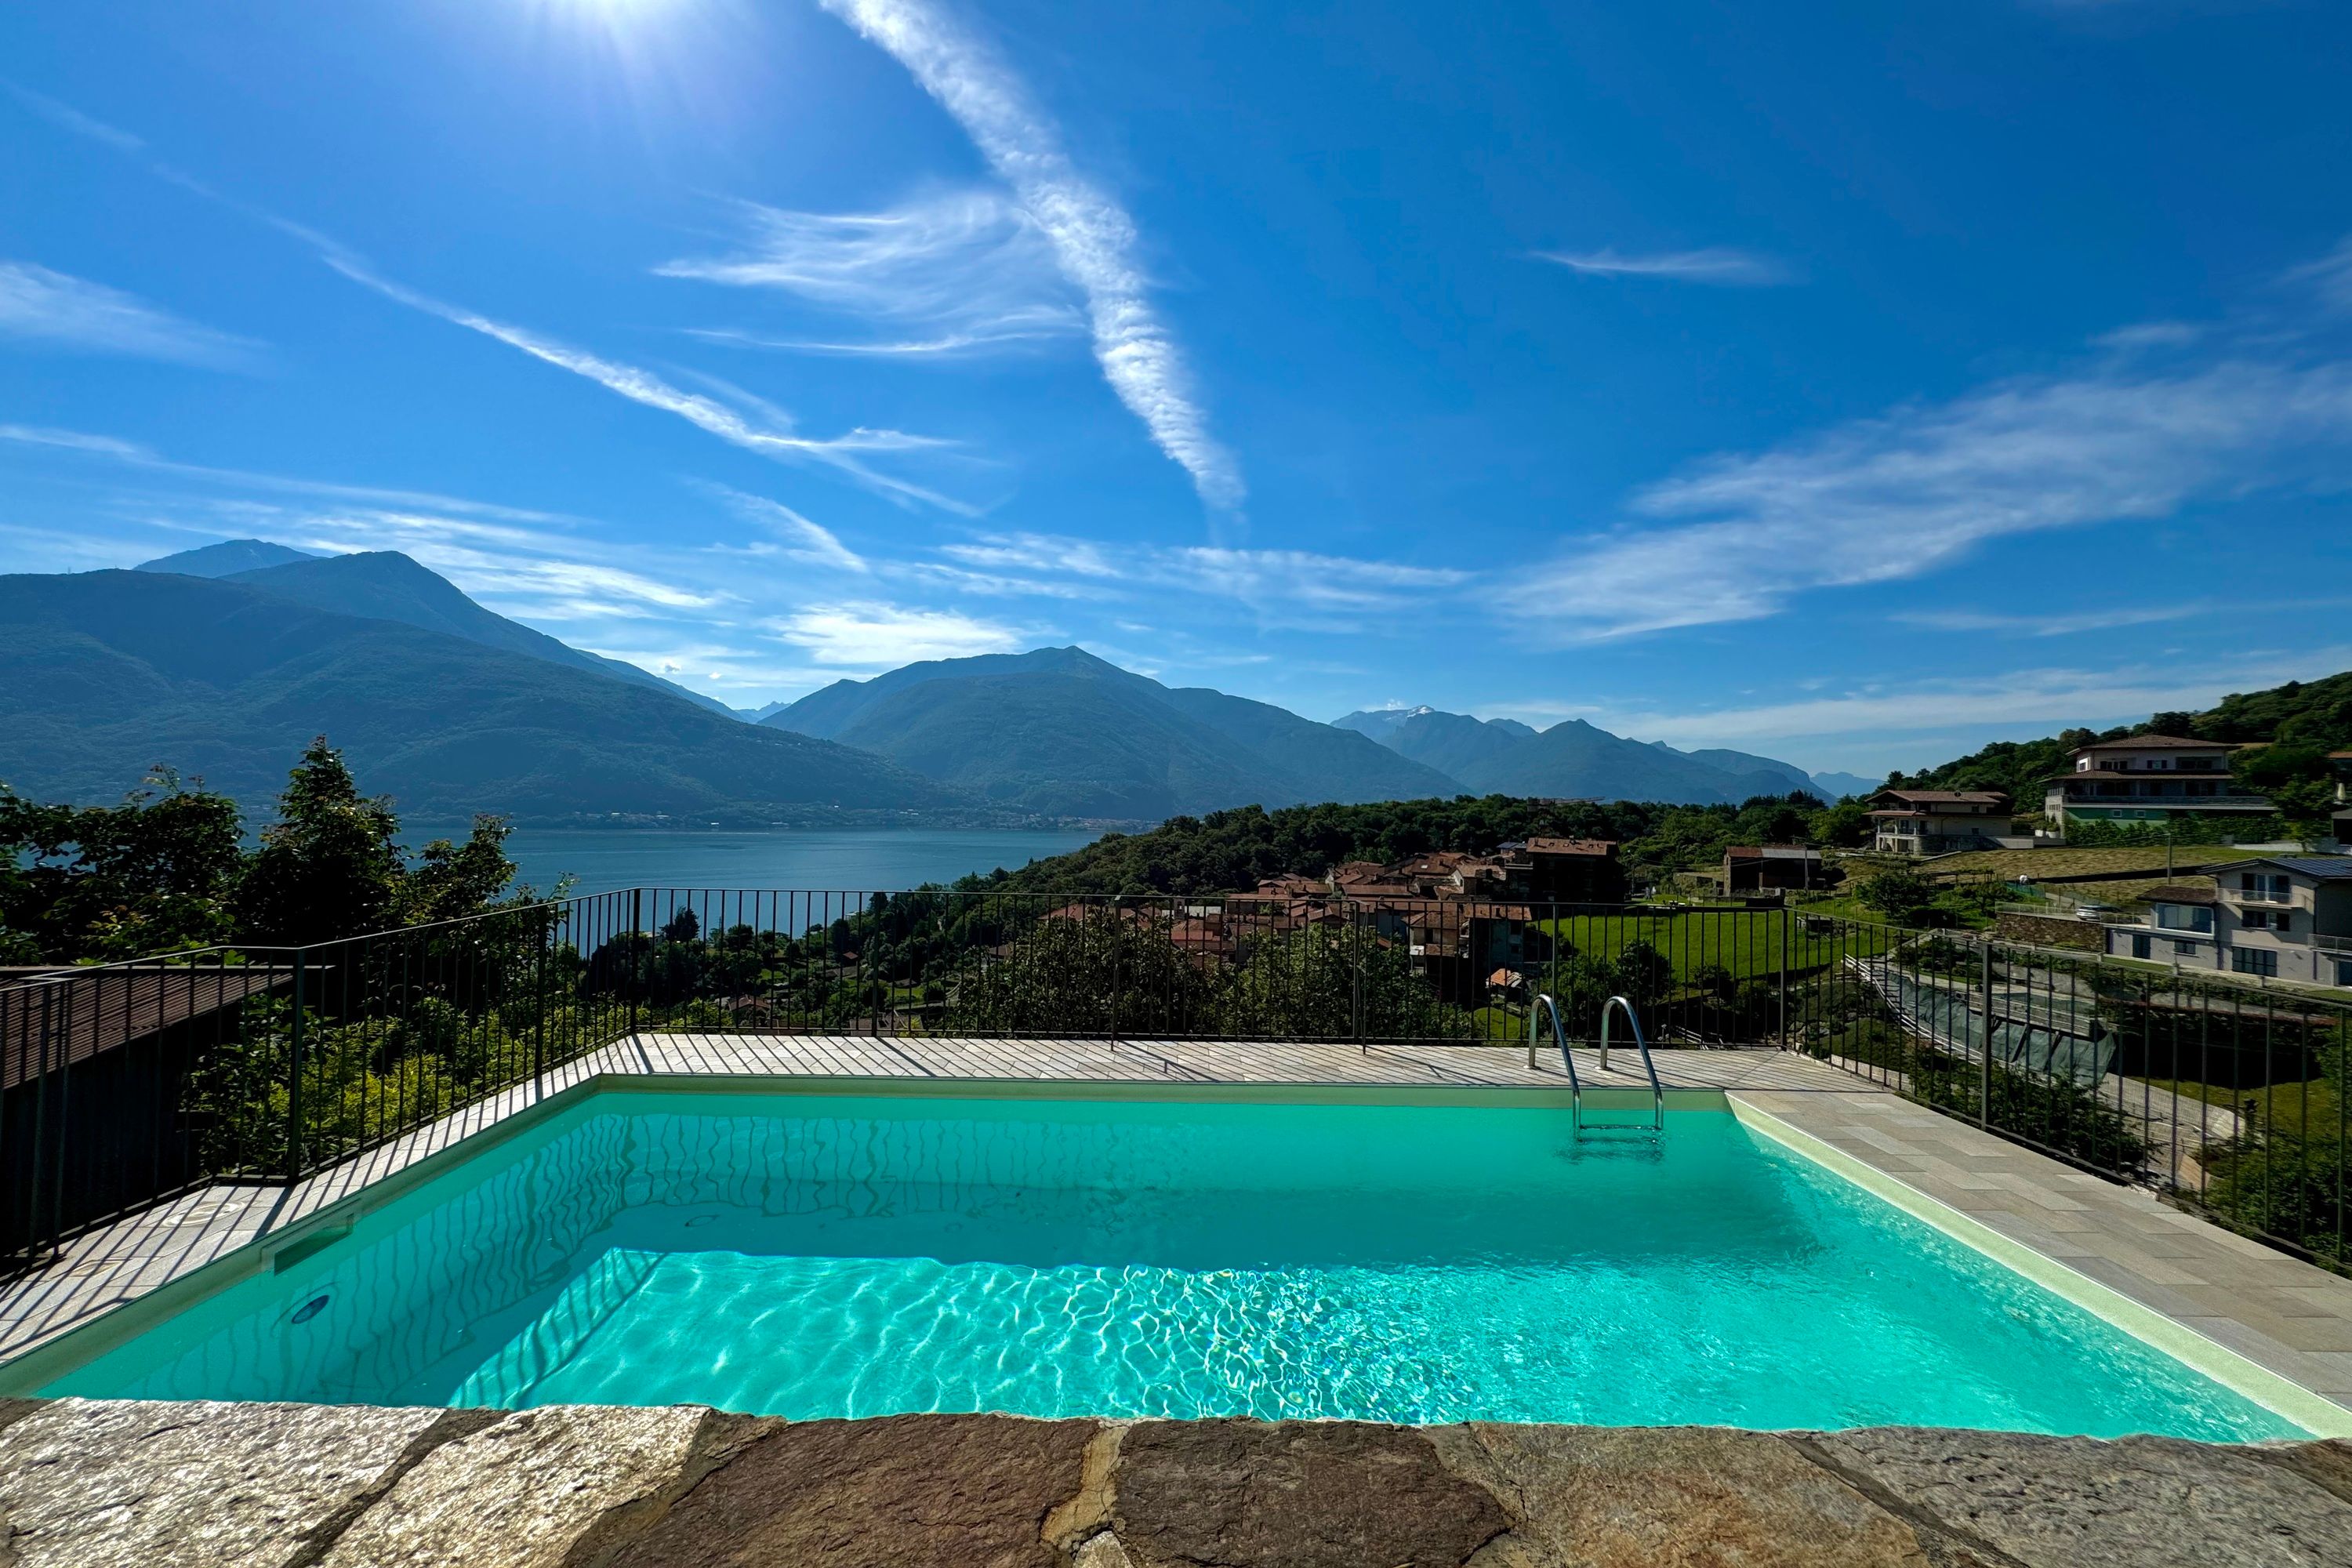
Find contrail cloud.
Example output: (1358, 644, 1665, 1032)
(819, 0, 1244, 511)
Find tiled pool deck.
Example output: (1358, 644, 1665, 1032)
(5, 1034, 2352, 1431)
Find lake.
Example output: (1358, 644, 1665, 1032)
(401, 826, 1104, 898)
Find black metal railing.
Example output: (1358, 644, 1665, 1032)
(5, 887, 2347, 1276)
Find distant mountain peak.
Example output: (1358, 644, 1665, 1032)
(134, 539, 319, 579)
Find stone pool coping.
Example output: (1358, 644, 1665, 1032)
(2, 1400, 2348, 1568)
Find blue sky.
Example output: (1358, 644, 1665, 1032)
(5, 0, 2351, 776)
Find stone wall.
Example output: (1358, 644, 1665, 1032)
(2, 1399, 2348, 1568)
(1994, 911, 2104, 951)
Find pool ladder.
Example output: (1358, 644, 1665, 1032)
(1530, 993, 1665, 1138)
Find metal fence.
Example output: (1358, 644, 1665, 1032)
(5, 887, 2348, 1275)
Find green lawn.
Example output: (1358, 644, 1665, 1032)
(1536, 907, 1900, 983)
(2139, 1076, 2343, 1132)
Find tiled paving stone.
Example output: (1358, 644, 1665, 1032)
(600, 1411, 1098, 1568)
(0, 1397, 489, 1568)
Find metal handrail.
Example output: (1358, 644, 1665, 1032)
(1600, 994, 1666, 1133)
(1529, 992, 1581, 1099)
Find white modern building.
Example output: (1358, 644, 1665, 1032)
(2103, 857, 2352, 989)
(2042, 735, 2275, 835)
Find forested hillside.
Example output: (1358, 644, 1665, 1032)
(969, 792, 1848, 898)
(1895, 670, 2352, 825)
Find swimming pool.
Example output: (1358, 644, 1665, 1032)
(16, 1088, 2310, 1439)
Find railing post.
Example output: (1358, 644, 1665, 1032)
(1348, 893, 1363, 1049)
(628, 887, 643, 1040)
(1109, 898, 1122, 1044)
(533, 913, 549, 1094)
(1978, 936, 1994, 1131)
(1777, 904, 1791, 1047)
(285, 950, 307, 1183)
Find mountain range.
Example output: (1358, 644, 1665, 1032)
(1333, 706, 1873, 804)
(762, 647, 1461, 818)
(3, 538, 1871, 824)
(0, 559, 949, 823)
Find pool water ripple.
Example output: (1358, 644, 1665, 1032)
(42, 1092, 2306, 1439)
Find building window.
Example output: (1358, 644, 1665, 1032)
(2240, 909, 2292, 933)
(2336, 957, 2352, 989)
(2131, 934, 2152, 960)
(2239, 873, 2291, 903)
(2231, 947, 2279, 978)
(2154, 905, 2212, 932)
(2173, 939, 2201, 956)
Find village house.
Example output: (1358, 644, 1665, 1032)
(1867, 789, 2009, 855)
(2042, 734, 2274, 837)
(1719, 845, 1824, 895)
(2103, 858, 2352, 989)
(2332, 751, 2351, 850)
(1494, 838, 1628, 904)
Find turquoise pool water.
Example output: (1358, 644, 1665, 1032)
(39, 1092, 2303, 1439)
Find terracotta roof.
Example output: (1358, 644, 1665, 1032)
(2074, 735, 2234, 751)
(2142, 885, 2220, 906)
(1519, 837, 1617, 857)
(1869, 789, 2008, 807)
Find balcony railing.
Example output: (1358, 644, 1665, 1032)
(6, 887, 2351, 1279)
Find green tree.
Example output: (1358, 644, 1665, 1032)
(1860, 867, 1940, 927)
(234, 739, 406, 944)
(0, 768, 245, 961)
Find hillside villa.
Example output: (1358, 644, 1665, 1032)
(1868, 788, 2010, 855)
(2042, 734, 2276, 834)
(2103, 856, 2352, 989)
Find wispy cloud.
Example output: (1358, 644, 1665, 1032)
(0, 260, 261, 368)
(323, 256, 975, 513)
(0, 422, 575, 523)
(1896, 596, 2352, 640)
(941, 531, 1122, 579)
(699, 483, 869, 573)
(1893, 605, 2213, 637)
(931, 529, 1468, 615)
(818, 0, 1243, 510)
(767, 600, 1029, 666)
(1162, 547, 1470, 612)
(2285, 236, 2352, 317)
(1533, 248, 1793, 287)
(2, 81, 143, 152)
(661, 188, 1082, 356)
(1507, 239, 2352, 640)
(1591, 649, 2352, 753)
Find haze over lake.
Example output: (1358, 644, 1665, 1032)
(403, 827, 1104, 898)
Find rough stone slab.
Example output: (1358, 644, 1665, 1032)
(1112, 1418, 1510, 1568)
(2256, 1436, 2352, 1506)
(602, 1412, 1096, 1568)
(0, 1397, 465, 1568)
(316, 1403, 770, 1568)
(1806, 1426, 2352, 1568)
(1429, 1423, 1962, 1568)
